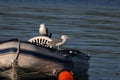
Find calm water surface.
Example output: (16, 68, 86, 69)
(0, 1, 120, 80)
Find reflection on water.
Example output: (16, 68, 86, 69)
(0, 1, 120, 80)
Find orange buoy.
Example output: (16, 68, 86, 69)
(58, 71, 74, 80)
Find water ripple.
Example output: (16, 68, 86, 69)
(0, 2, 120, 80)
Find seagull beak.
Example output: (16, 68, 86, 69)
(67, 36, 70, 39)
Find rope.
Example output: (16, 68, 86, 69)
(11, 40, 21, 80)
(14, 41, 21, 62)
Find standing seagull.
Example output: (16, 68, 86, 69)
(39, 23, 48, 36)
(48, 35, 69, 50)
(39, 23, 52, 38)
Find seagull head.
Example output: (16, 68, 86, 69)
(61, 35, 69, 39)
(40, 23, 45, 29)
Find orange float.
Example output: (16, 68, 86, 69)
(58, 71, 74, 80)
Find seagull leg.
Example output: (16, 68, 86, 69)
(58, 46, 60, 50)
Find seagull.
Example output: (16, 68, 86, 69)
(39, 23, 52, 38)
(48, 35, 69, 50)
(39, 23, 48, 36)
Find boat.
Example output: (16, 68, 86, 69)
(0, 37, 90, 80)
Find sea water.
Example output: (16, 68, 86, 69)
(0, 0, 120, 80)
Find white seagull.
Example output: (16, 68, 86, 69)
(39, 23, 48, 36)
(48, 35, 69, 50)
(39, 23, 52, 38)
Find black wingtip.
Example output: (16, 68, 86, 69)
(49, 33, 52, 38)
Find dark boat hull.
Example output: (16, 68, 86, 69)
(0, 40, 90, 80)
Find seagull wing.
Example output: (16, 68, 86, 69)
(46, 27, 48, 36)
(49, 38, 62, 46)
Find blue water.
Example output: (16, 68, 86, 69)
(0, 0, 120, 80)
